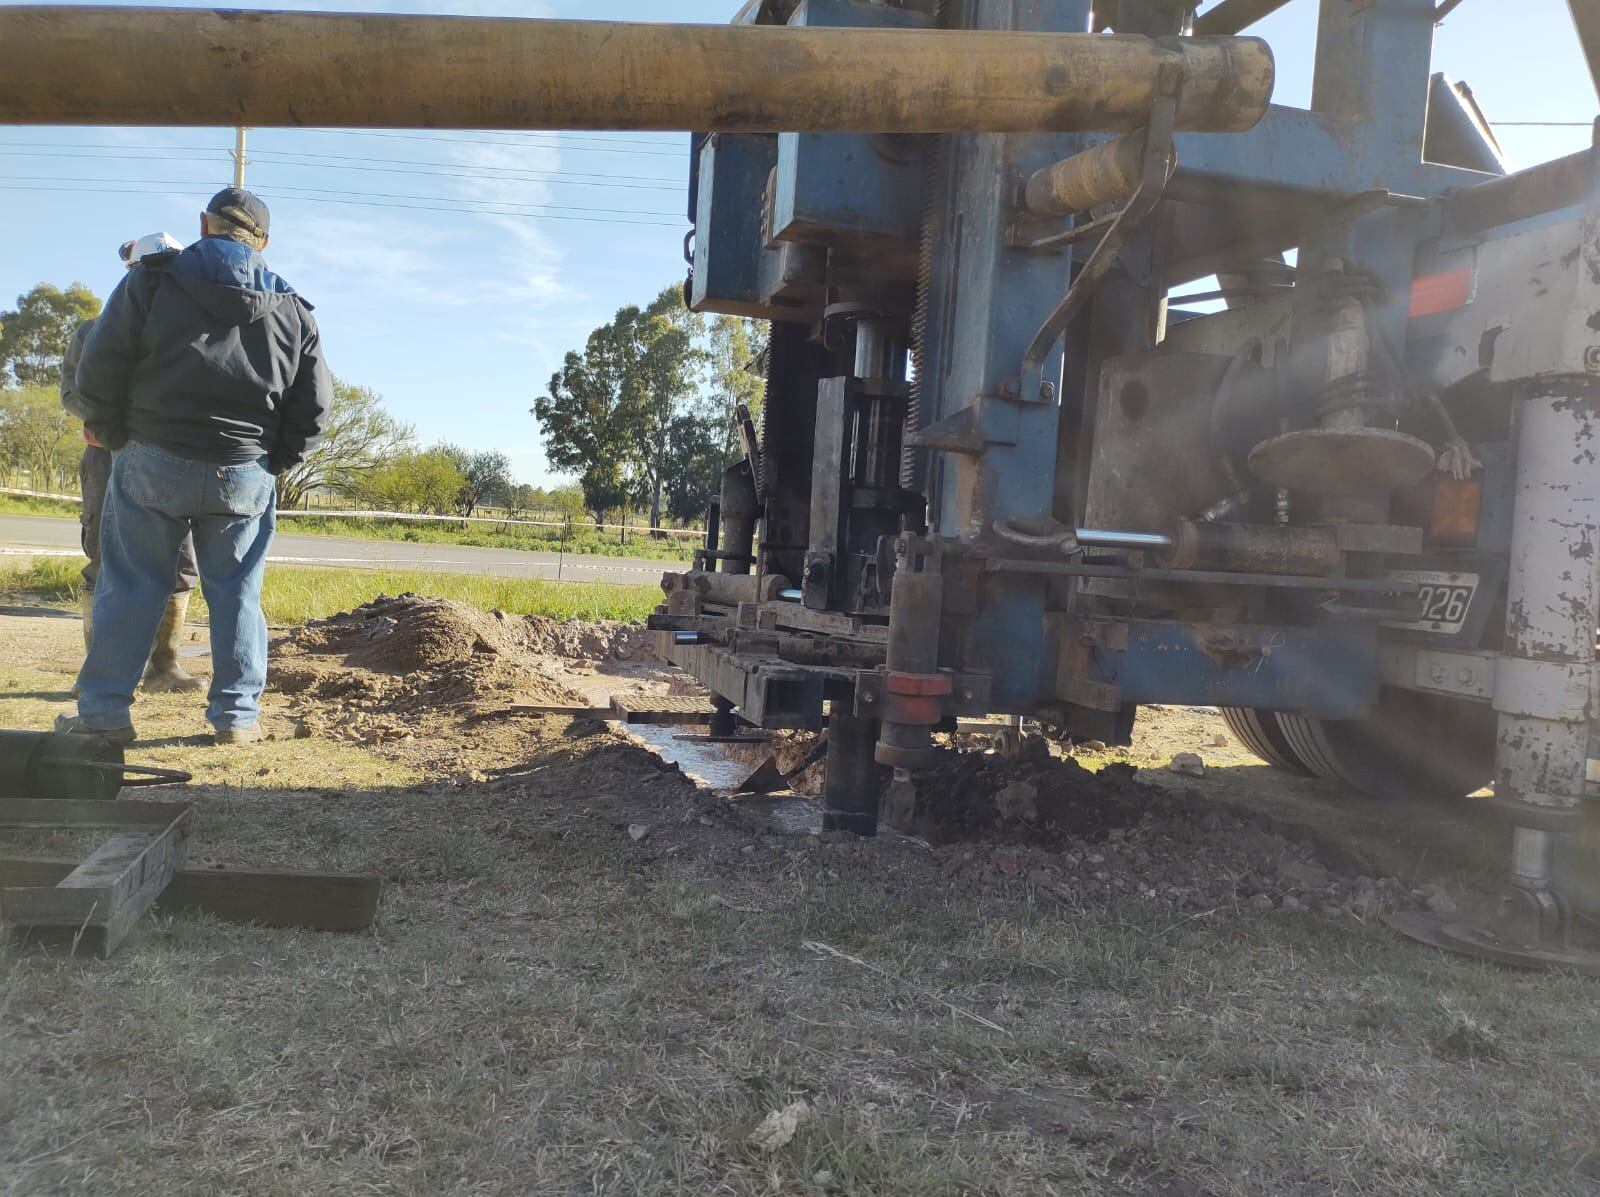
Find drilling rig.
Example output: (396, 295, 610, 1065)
(656, 0, 1600, 977)
(4, 0, 1600, 972)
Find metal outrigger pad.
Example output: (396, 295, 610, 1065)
(1386, 909, 1600, 979)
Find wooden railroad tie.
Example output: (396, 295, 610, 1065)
(0, 798, 381, 959)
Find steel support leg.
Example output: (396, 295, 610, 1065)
(708, 696, 739, 741)
(1491, 380, 1600, 947)
(823, 711, 880, 837)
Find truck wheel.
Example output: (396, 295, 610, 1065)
(1273, 688, 1495, 803)
(1221, 707, 1312, 775)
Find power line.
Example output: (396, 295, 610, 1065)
(249, 144, 682, 176)
(0, 130, 685, 160)
(0, 183, 685, 227)
(0, 148, 681, 190)
(2, 173, 680, 217)
(301, 128, 687, 156)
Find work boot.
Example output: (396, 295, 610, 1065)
(142, 592, 202, 693)
(54, 713, 136, 746)
(213, 724, 264, 746)
(71, 589, 93, 699)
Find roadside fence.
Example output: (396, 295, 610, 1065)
(0, 486, 696, 584)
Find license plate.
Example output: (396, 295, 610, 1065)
(1383, 570, 1480, 634)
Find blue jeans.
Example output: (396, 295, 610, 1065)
(79, 443, 197, 594)
(77, 442, 277, 731)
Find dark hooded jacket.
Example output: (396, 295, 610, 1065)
(74, 237, 331, 472)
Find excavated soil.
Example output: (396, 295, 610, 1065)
(886, 745, 1411, 918)
(261, 594, 1416, 919)
(720, 727, 1414, 920)
(268, 593, 648, 746)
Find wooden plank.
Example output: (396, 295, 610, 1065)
(0, 858, 382, 932)
(770, 603, 889, 643)
(477, 705, 612, 720)
(2, 805, 192, 957)
(610, 695, 715, 725)
(0, 798, 191, 830)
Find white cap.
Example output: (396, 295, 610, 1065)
(122, 231, 184, 268)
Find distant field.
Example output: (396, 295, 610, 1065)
(277, 512, 696, 563)
(0, 493, 697, 564)
(0, 556, 661, 626)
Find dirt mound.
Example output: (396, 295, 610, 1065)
(887, 747, 1407, 917)
(282, 593, 646, 673)
(271, 594, 609, 740)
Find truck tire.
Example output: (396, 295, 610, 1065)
(1273, 688, 1495, 803)
(1220, 707, 1312, 775)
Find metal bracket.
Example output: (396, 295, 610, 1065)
(1491, 656, 1592, 721)
(1018, 63, 1182, 398)
(903, 397, 1020, 454)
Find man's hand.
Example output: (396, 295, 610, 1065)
(82, 427, 103, 449)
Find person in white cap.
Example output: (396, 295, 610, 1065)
(59, 231, 200, 695)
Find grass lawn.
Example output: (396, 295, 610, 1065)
(0, 556, 662, 626)
(0, 493, 81, 518)
(278, 513, 697, 563)
(0, 596, 1596, 1192)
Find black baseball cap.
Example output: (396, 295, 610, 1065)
(206, 186, 270, 238)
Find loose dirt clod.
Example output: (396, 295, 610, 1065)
(747, 1101, 813, 1152)
(1168, 751, 1206, 777)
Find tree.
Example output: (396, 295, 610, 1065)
(661, 412, 723, 525)
(0, 385, 81, 490)
(441, 444, 513, 517)
(274, 378, 414, 509)
(501, 482, 540, 520)
(541, 483, 589, 522)
(356, 447, 466, 515)
(703, 315, 767, 462)
(533, 322, 645, 525)
(626, 289, 709, 531)
(533, 285, 771, 530)
(0, 283, 101, 388)
(532, 286, 711, 530)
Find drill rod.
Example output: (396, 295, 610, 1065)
(0, 7, 1273, 134)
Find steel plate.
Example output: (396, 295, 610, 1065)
(1248, 427, 1436, 493)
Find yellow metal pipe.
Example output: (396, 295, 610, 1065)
(1023, 134, 1159, 216)
(0, 7, 1273, 134)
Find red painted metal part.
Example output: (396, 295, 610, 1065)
(882, 670, 953, 725)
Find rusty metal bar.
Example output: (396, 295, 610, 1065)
(0, 7, 1273, 134)
(1023, 134, 1154, 217)
(1443, 147, 1594, 236)
(1193, 0, 1295, 36)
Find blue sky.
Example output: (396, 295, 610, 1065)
(0, 0, 1594, 487)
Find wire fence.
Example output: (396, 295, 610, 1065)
(1, 485, 703, 539)
(0, 485, 696, 581)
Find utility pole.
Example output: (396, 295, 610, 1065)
(230, 126, 248, 186)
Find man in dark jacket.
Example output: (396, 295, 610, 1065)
(62, 187, 331, 744)
(61, 232, 201, 696)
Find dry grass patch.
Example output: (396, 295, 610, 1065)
(0, 610, 1597, 1195)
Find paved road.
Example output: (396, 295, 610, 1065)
(0, 513, 677, 585)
